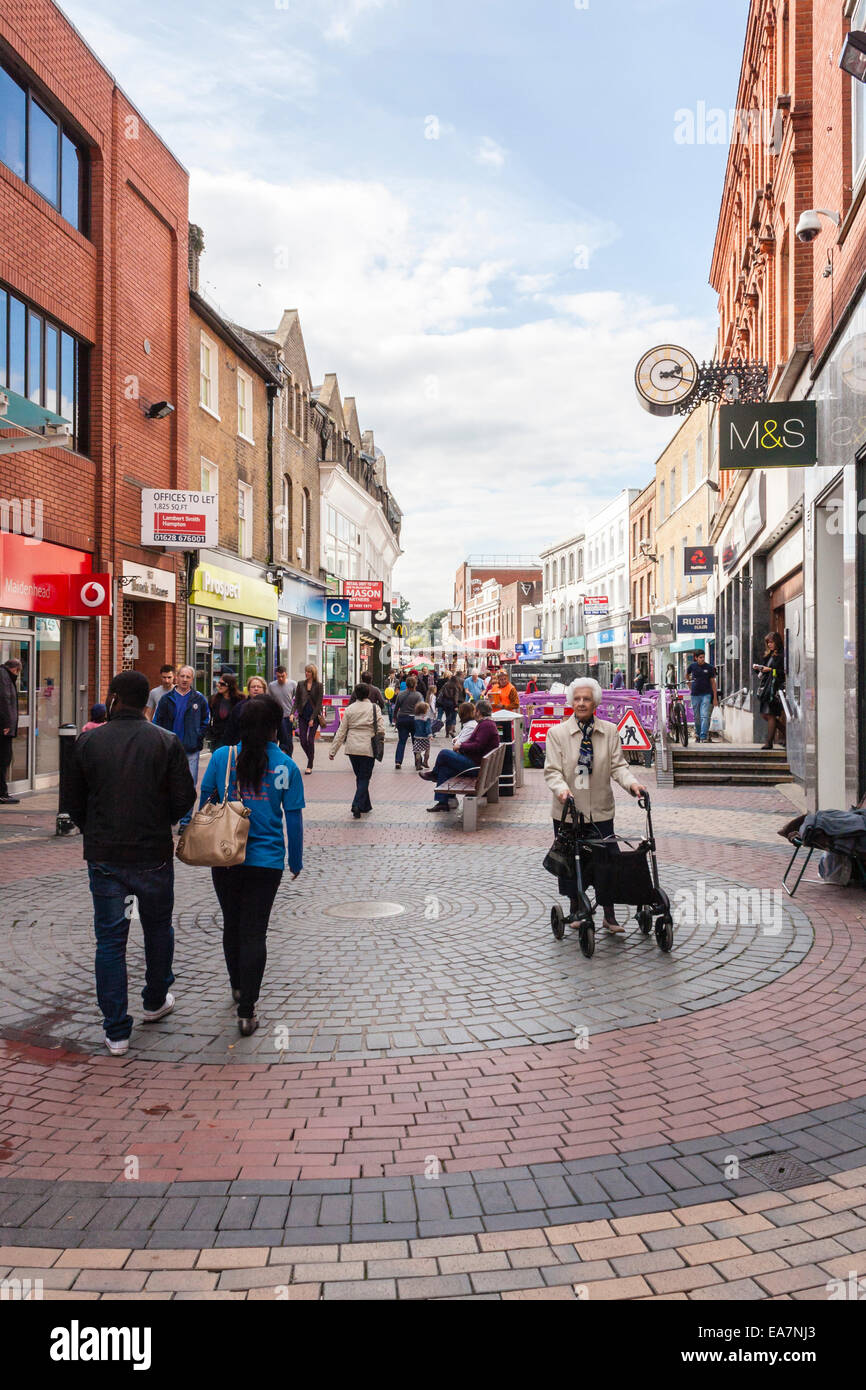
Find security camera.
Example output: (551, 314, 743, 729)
(795, 210, 822, 243)
(795, 208, 841, 243)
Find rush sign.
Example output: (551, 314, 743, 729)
(719, 401, 817, 470)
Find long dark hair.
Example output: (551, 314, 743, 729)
(765, 631, 783, 654)
(235, 695, 282, 794)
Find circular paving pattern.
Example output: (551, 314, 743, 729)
(0, 847, 812, 1063)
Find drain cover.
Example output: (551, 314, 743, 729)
(322, 901, 405, 920)
(741, 1152, 823, 1191)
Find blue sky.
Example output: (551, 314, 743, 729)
(62, 0, 749, 614)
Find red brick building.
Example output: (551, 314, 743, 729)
(0, 0, 188, 791)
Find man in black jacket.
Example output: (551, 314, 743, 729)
(0, 658, 22, 804)
(65, 670, 196, 1055)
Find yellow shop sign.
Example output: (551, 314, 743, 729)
(190, 564, 278, 621)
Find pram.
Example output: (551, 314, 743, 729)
(544, 793, 674, 958)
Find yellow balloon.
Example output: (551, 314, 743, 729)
(385, 687, 395, 700)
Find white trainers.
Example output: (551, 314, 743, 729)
(105, 1036, 129, 1056)
(142, 992, 175, 1023)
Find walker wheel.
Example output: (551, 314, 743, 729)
(655, 916, 674, 953)
(579, 922, 595, 958)
(550, 905, 566, 940)
(637, 906, 653, 935)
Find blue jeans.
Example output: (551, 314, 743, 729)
(395, 717, 415, 766)
(87, 860, 176, 1041)
(179, 751, 200, 827)
(691, 693, 712, 741)
(433, 749, 476, 802)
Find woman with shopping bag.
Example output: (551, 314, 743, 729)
(196, 695, 304, 1036)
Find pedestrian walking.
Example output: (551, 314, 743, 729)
(685, 650, 718, 744)
(268, 666, 297, 719)
(384, 674, 397, 725)
(291, 664, 325, 775)
(209, 674, 242, 748)
(437, 672, 461, 736)
(543, 678, 647, 934)
(420, 698, 500, 810)
(754, 632, 786, 749)
(153, 665, 210, 826)
(145, 664, 175, 720)
(82, 703, 107, 732)
(612, 668, 625, 690)
(329, 682, 380, 817)
(394, 675, 423, 768)
(412, 701, 433, 770)
(350, 670, 385, 709)
(65, 670, 196, 1054)
(0, 657, 22, 804)
(199, 695, 304, 1036)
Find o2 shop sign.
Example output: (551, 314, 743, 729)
(719, 402, 817, 471)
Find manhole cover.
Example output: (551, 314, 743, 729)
(742, 1152, 823, 1191)
(322, 901, 406, 920)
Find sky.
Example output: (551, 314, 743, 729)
(61, 0, 751, 616)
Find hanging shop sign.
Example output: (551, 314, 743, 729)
(141, 490, 218, 548)
(649, 614, 674, 645)
(630, 618, 651, 634)
(326, 597, 350, 623)
(343, 579, 384, 611)
(677, 614, 716, 636)
(121, 561, 176, 604)
(683, 545, 715, 576)
(371, 603, 392, 628)
(325, 622, 347, 645)
(719, 402, 817, 470)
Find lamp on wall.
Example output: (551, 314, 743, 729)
(146, 401, 175, 420)
(840, 29, 866, 83)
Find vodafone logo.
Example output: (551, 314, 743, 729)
(80, 581, 106, 608)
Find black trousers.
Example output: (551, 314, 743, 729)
(554, 816, 619, 919)
(297, 718, 317, 768)
(0, 734, 12, 797)
(348, 754, 374, 812)
(211, 865, 283, 1017)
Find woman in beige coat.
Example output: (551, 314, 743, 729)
(329, 683, 381, 818)
(544, 677, 647, 933)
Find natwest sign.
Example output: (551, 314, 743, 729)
(141, 490, 218, 548)
(343, 579, 384, 611)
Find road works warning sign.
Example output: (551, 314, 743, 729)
(616, 708, 652, 751)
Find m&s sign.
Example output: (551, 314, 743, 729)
(719, 401, 817, 471)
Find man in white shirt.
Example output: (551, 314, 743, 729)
(145, 665, 175, 720)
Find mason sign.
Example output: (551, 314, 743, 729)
(719, 401, 817, 470)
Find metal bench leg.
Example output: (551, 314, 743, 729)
(462, 798, 478, 832)
(782, 842, 813, 898)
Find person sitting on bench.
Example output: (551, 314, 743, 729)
(420, 699, 499, 812)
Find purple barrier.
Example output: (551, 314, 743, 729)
(321, 695, 350, 732)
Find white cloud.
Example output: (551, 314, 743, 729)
(477, 136, 507, 170)
(189, 169, 711, 615)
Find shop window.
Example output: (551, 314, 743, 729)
(0, 61, 86, 231)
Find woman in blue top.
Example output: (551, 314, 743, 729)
(199, 695, 304, 1037)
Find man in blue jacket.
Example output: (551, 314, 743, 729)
(154, 664, 209, 825)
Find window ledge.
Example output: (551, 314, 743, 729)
(238, 431, 255, 446)
(199, 402, 221, 422)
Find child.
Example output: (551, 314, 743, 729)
(82, 702, 107, 732)
(412, 701, 433, 770)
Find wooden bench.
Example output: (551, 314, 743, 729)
(438, 742, 507, 831)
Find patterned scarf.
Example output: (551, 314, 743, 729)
(577, 717, 594, 775)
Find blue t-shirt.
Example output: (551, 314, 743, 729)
(199, 742, 304, 871)
(172, 689, 192, 739)
(464, 678, 483, 699)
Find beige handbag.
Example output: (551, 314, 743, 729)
(176, 746, 250, 866)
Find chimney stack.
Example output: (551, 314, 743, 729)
(188, 223, 205, 293)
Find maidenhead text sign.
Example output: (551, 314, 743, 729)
(719, 401, 817, 470)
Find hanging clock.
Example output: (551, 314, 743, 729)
(635, 344, 699, 416)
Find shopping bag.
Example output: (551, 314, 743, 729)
(709, 706, 724, 734)
(542, 798, 578, 879)
(371, 705, 385, 762)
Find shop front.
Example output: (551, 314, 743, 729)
(277, 576, 325, 685)
(586, 624, 628, 684)
(120, 560, 177, 685)
(629, 625, 653, 685)
(0, 532, 95, 792)
(189, 557, 278, 695)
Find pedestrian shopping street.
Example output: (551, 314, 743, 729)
(1, 752, 865, 1301)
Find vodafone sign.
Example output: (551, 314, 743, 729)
(68, 574, 112, 616)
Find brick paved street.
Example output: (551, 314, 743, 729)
(2, 754, 866, 1300)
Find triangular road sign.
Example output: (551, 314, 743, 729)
(617, 707, 652, 751)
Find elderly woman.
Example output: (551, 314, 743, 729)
(544, 677, 648, 934)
